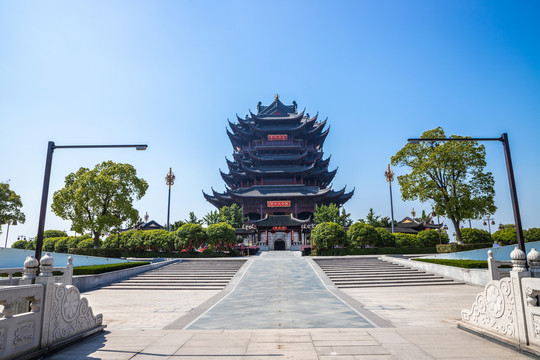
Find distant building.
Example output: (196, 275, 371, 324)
(389, 209, 441, 234)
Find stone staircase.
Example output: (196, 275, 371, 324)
(102, 259, 246, 290)
(314, 257, 464, 288)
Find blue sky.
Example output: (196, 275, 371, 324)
(1, 1, 540, 246)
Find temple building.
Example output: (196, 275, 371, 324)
(203, 95, 353, 250)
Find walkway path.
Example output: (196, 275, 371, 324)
(185, 252, 374, 329)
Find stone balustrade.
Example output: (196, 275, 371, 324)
(0, 253, 103, 360)
(460, 247, 540, 356)
(1, 255, 74, 286)
(487, 249, 513, 281)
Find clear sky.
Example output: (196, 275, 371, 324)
(1, 1, 540, 247)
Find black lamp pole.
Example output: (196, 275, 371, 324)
(35, 141, 148, 261)
(407, 133, 525, 253)
(165, 168, 175, 231)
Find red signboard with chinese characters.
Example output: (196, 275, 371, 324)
(268, 134, 288, 141)
(267, 200, 291, 208)
(272, 226, 287, 231)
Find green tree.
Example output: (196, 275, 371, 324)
(314, 204, 352, 227)
(0, 182, 26, 234)
(417, 229, 446, 247)
(311, 222, 346, 250)
(347, 222, 380, 248)
(391, 127, 496, 244)
(203, 210, 220, 226)
(176, 224, 207, 250)
(218, 204, 244, 228)
(51, 161, 148, 248)
(525, 228, 540, 243)
(77, 238, 97, 248)
(460, 228, 492, 244)
(169, 220, 185, 232)
(206, 222, 236, 250)
(394, 233, 421, 248)
(363, 208, 392, 228)
(184, 211, 202, 225)
(11, 239, 28, 249)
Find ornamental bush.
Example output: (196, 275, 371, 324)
(11, 240, 28, 249)
(176, 224, 207, 250)
(43, 230, 67, 239)
(461, 228, 492, 244)
(492, 227, 517, 245)
(417, 229, 448, 247)
(43, 237, 61, 252)
(347, 222, 380, 248)
(525, 228, 540, 243)
(206, 222, 236, 250)
(374, 228, 395, 247)
(77, 237, 97, 248)
(312, 222, 346, 250)
(394, 233, 421, 248)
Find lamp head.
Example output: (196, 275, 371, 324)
(407, 139, 420, 144)
(136, 145, 148, 151)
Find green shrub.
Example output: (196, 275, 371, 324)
(492, 228, 517, 245)
(177, 224, 207, 250)
(417, 229, 448, 247)
(43, 230, 67, 238)
(436, 242, 493, 253)
(77, 238, 97, 249)
(394, 233, 421, 247)
(461, 228, 492, 244)
(54, 237, 69, 253)
(413, 258, 489, 268)
(314, 247, 436, 256)
(312, 222, 346, 250)
(72, 262, 149, 275)
(525, 228, 540, 243)
(206, 222, 237, 250)
(43, 237, 61, 252)
(11, 240, 28, 249)
(68, 248, 123, 258)
(25, 240, 36, 250)
(347, 222, 380, 248)
(374, 228, 395, 247)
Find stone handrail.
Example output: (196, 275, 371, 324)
(460, 247, 540, 356)
(0, 253, 103, 360)
(487, 249, 513, 281)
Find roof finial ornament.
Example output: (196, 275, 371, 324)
(411, 208, 416, 219)
(257, 102, 262, 112)
(274, 93, 279, 102)
(144, 212, 149, 223)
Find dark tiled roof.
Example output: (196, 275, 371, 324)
(228, 185, 331, 198)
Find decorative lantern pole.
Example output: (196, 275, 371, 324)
(165, 168, 175, 231)
(384, 164, 395, 233)
(483, 215, 496, 234)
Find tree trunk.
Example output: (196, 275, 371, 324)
(450, 218, 463, 244)
(93, 232, 101, 249)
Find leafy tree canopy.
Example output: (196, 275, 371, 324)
(51, 161, 148, 248)
(206, 222, 236, 250)
(43, 230, 67, 239)
(203, 210, 220, 226)
(0, 182, 26, 234)
(169, 220, 185, 232)
(460, 228, 492, 244)
(314, 204, 352, 227)
(184, 211, 202, 225)
(525, 228, 540, 243)
(360, 208, 392, 228)
(347, 222, 380, 248)
(391, 127, 496, 243)
(218, 204, 244, 228)
(176, 223, 207, 250)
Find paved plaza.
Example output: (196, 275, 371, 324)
(45, 253, 534, 359)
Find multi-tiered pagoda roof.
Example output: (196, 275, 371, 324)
(203, 95, 353, 221)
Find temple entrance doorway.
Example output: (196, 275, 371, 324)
(274, 239, 286, 251)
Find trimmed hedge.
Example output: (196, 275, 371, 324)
(68, 248, 123, 258)
(413, 258, 489, 269)
(435, 243, 493, 253)
(313, 247, 436, 256)
(72, 262, 150, 275)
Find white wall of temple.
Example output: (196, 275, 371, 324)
(259, 231, 301, 250)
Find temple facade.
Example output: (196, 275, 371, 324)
(203, 95, 353, 229)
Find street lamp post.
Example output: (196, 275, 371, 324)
(407, 133, 525, 252)
(165, 168, 175, 231)
(35, 141, 147, 261)
(4, 220, 17, 248)
(483, 215, 496, 234)
(384, 164, 395, 233)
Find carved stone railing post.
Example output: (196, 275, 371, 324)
(510, 247, 531, 345)
(487, 249, 499, 281)
(64, 256, 73, 285)
(38, 253, 54, 278)
(528, 248, 540, 278)
(22, 256, 39, 281)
